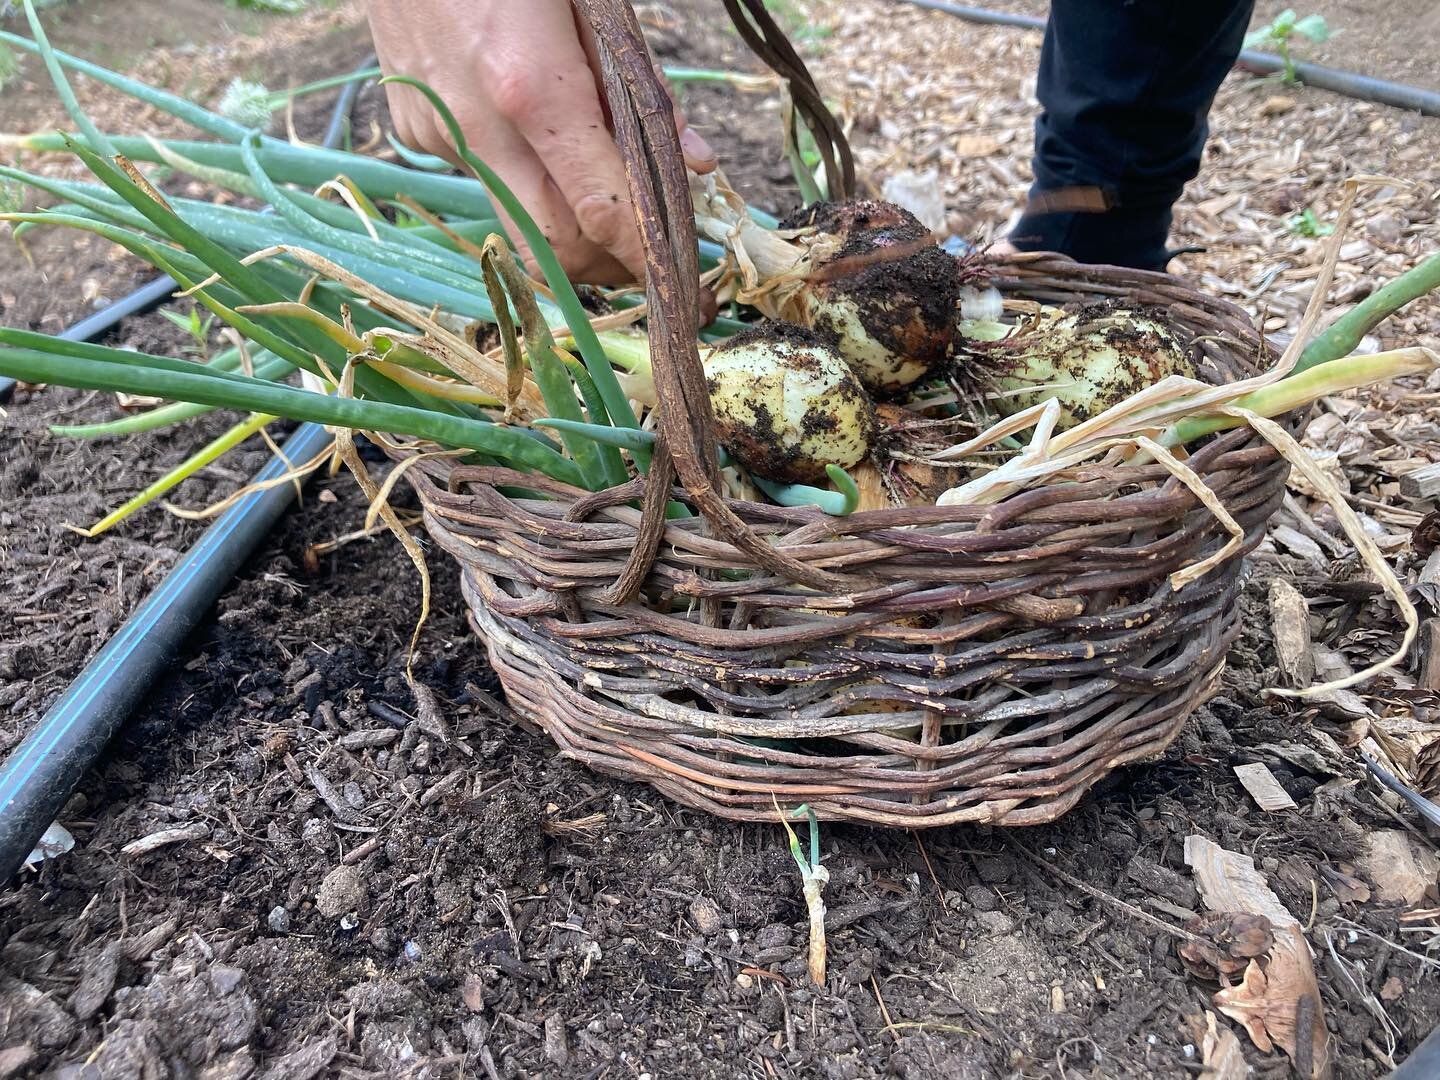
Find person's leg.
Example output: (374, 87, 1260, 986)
(1009, 0, 1256, 270)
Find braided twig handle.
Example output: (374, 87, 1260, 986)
(720, 0, 855, 200)
(574, 0, 847, 591)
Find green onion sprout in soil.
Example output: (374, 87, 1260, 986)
(2, 2, 1439, 694)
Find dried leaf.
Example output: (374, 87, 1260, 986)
(1214, 959, 1277, 1053)
(1318, 864, 1371, 905)
(1185, 836, 1331, 1078)
(1413, 510, 1440, 557)
(1180, 912, 1276, 980)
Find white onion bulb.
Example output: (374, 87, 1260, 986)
(704, 325, 876, 483)
(965, 306, 1194, 429)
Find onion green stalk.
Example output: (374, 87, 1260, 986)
(1164, 347, 1439, 446)
(17, 2, 113, 157)
(662, 66, 776, 91)
(777, 804, 828, 988)
(3, 129, 496, 220)
(385, 133, 453, 173)
(478, 237, 623, 489)
(0, 347, 586, 487)
(0, 27, 262, 142)
(382, 75, 646, 461)
(243, 67, 382, 117)
(50, 351, 296, 438)
(73, 412, 276, 537)
(1297, 252, 1440, 374)
(237, 137, 491, 292)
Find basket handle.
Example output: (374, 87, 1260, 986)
(576, 0, 847, 592)
(720, 0, 855, 200)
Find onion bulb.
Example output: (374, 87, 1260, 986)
(704, 324, 876, 483)
(792, 201, 959, 397)
(693, 174, 959, 397)
(961, 305, 1195, 428)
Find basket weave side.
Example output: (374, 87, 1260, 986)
(399, 254, 1290, 826)
(390, 4, 1293, 826)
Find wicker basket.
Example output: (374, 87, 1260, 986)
(396, 1, 1291, 827)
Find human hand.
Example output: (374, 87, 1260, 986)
(367, 0, 717, 285)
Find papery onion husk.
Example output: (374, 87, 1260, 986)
(704, 322, 876, 484)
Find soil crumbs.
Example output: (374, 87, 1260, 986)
(2, 1, 1440, 1078)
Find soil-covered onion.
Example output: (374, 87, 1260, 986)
(784, 200, 960, 397)
(692, 175, 959, 399)
(961, 304, 1195, 428)
(704, 323, 876, 484)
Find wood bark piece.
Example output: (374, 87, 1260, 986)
(1233, 762, 1299, 811)
(1184, 835, 1331, 1079)
(1267, 579, 1313, 688)
(1400, 460, 1440, 500)
(1419, 617, 1440, 691)
(1360, 830, 1439, 906)
(1270, 524, 1326, 565)
(120, 822, 209, 858)
(1199, 1010, 1248, 1080)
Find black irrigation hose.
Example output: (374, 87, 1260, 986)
(0, 58, 374, 884)
(1392, 1024, 1440, 1079)
(895, 0, 1440, 118)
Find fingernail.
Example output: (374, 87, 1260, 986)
(680, 127, 717, 168)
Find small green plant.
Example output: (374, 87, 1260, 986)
(777, 801, 828, 986)
(1244, 9, 1332, 85)
(159, 306, 217, 358)
(1288, 207, 1335, 238)
(231, 0, 310, 13)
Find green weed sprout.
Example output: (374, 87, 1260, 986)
(1287, 207, 1335, 238)
(1244, 10, 1332, 85)
(777, 800, 828, 987)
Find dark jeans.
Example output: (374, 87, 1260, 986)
(1010, 0, 1256, 270)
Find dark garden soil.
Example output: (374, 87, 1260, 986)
(2, 2, 1439, 1078)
